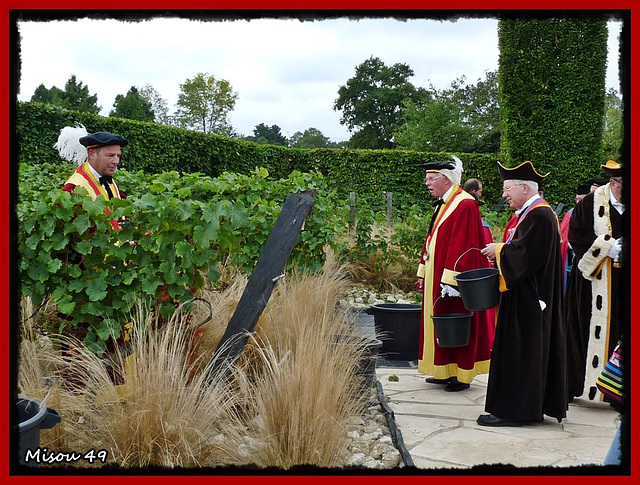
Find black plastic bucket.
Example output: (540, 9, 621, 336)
(365, 304, 421, 361)
(15, 397, 61, 466)
(432, 313, 472, 348)
(454, 267, 500, 311)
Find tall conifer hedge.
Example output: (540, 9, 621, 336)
(498, 15, 608, 202)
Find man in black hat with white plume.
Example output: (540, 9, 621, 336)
(53, 125, 134, 358)
(479, 161, 568, 426)
(56, 124, 129, 202)
(416, 155, 495, 393)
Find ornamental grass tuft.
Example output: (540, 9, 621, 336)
(17, 255, 372, 469)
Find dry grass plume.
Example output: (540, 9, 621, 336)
(17, 254, 375, 470)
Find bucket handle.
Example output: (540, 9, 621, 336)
(431, 295, 474, 316)
(453, 247, 484, 272)
(431, 295, 444, 313)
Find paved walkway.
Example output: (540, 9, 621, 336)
(375, 363, 620, 471)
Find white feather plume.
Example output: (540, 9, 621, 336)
(53, 124, 89, 165)
(439, 154, 464, 186)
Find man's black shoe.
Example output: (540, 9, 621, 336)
(425, 377, 452, 384)
(476, 414, 523, 427)
(445, 381, 470, 392)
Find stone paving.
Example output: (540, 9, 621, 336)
(375, 364, 620, 471)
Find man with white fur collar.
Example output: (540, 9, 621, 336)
(565, 160, 625, 407)
(416, 155, 495, 393)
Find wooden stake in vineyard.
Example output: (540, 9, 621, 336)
(208, 190, 316, 377)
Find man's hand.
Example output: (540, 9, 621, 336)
(481, 243, 498, 262)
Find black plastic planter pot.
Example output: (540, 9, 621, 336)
(358, 338, 383, 388)
(366, 303, 422, 361)
(15, 397, 61, 466)
(333, 336, 383, 391)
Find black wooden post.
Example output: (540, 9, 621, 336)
(208, 191, 316, 376)
(349, 191, 356, 236)
(386, 191, 393, 225)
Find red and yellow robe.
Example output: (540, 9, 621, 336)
(61, 162, 134, 367)
(62, 162, 125, 230)
(501, 213, 518, 243)
(417, 186, 495, 383)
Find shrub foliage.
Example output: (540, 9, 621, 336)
(17, 163, 345, 353)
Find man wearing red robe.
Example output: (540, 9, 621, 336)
(416, 156, 495, 392)
(463, 178, 494, 246)
(54, 126, 133, 357)
(58, 127, 129, 203)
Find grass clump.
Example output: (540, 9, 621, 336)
(17, 255, 374, 470)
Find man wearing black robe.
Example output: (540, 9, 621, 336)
(565, 160, 624, 405)
(478, 161, 568, 426)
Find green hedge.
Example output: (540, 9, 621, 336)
(15, 101, 298, 179)
(498, 15, 608, 205)
(15, 101, 566, 212)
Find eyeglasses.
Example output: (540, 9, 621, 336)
(425, 174, 444, 184)
(503, 184, 523, 193)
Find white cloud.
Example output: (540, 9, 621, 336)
(16, 13, 623, 142)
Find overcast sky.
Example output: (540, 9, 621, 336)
(15, 13, 624, 142)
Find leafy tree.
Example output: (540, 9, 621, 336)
(175, 72, 238, 135)
(395, 93, 472, 152)
(334, 56, 427, 149)
(29, 75, 100, 114)
(110, 86, 155, 122)
(395, 71, 500, 153)
(250, 123, 289, 146)
(602, 88, 623, 161)
(139, 84, 171, 125)
(31, 83, 65, 105)
(461, 70, 501, 152)
(346, 127, 388, 150)
(63, 75, 100, 114)
(290, 127, 332, 149)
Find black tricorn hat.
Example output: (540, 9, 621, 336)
(79, 131, 129, 149)
(497, 161, 549, 183)
(423, 160, 455, 171)
(601, 160, 622, 177)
